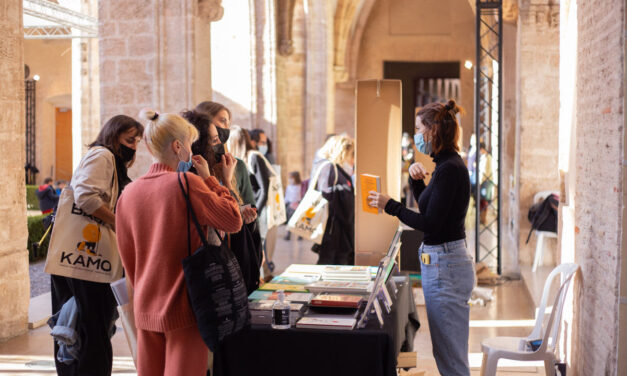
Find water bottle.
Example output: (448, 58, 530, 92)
(272, 290, 291, 329)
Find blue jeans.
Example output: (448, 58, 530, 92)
(419, 239, 475, 376)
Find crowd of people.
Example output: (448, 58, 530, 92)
(46, 100, 358, 375)
(46, 96, 475, 376)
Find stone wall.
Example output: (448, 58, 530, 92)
(567, 0, 625, 373)
(99, 0, 220, 179)
(0, 0, 30, 341)
(516, 1, 560, 266)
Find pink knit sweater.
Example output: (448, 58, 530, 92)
(116, 163, 242, 332)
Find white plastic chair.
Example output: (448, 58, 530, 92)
(531, 191, 559, 272)
(479, 263, 579, 376)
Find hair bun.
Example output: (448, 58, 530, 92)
(139, 108, 159, 121)
(444, 99, 459, 114)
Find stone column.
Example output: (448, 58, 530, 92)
(99, 0, 222, 178)
(79, 0, 101, 160)
(303, 0, 333, 176)
(500, 21, 520, 277)
(516, 0, 560, 265)
(252, 0, 278, 141)
(276, 0, 305, 181)
(0, 0, 30, 340)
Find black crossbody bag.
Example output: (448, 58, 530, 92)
(177, 173, 249, 352)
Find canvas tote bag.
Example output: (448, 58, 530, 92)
(45, 147, 123, 283)
(249, 151, 287, 230)
(287, 161, 337, 244)
(178, 173, 249, 352)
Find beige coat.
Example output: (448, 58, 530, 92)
(70, 147, 118, 214)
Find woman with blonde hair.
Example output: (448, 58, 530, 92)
(312, 133, 356, 264)
(115, 109, 242, 375)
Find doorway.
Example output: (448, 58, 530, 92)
(55, 107, 72, 181)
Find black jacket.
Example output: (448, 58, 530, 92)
(314, 162, 355, 265)
(36, 185, 59, 212)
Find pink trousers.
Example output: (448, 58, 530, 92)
(137, 325, 208, 376)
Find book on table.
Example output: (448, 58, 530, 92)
(309, 293, 364, 309)
(296, 316, 357, 330)
(283, 264, 326, 277)
(360, 174, 381, 214)
(269, 274, 320, 285)
(322, 265, 372, 282)
(258, 283, 309, 293)
(305, 280, 373, 294)
(248, 290, 314, 304)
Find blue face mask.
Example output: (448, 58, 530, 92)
(414, 133, 432, 155)
(176, 143, 193, 172)
(258, 144, 268, 155)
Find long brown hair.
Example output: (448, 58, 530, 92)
(88, 115, 144, 165)
(195, 101, 232, 124)
(181, 110, 243, 203)
(416, 99, 463, 155)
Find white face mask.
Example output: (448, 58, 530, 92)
(342, 162, 354, 175)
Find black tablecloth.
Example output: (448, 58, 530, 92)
(213, 276, 420, 376)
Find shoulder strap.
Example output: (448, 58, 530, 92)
(309, 161, 338, 192)
(249, 150, 277, 177)
(177, 173, 222, 257)
(109, 150, 119, 211)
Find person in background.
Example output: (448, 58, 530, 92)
(116, 109, 242, 375)
(230, 126, 278, 280)
(284, 171, 302, 240)
(51, 114, 143, 376)
(313, 134, 355, 265)
(368, 99, 474, 376)
(249, 129, 269, 159)
(55, 180, 68, 196)
(36, 177, 59, 214)
(311, 133, 337, 178)
(182, 110, 261, 293)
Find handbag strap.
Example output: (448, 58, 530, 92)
(248, 150, 277, 177)
(309, 160, 338, 192)
(177, 173, 223, 257)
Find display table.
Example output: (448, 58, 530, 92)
(213, 275, 420, 376)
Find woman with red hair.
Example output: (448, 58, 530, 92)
(368, 99, 474, 376)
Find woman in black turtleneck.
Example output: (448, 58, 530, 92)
(368, 99, 474, 376)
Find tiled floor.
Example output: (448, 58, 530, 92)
(2, 225, 545, 375)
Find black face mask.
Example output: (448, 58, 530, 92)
(212, 143, 226, 164)
(216, 127, 230, 144)
(119, 144, 136, 163)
